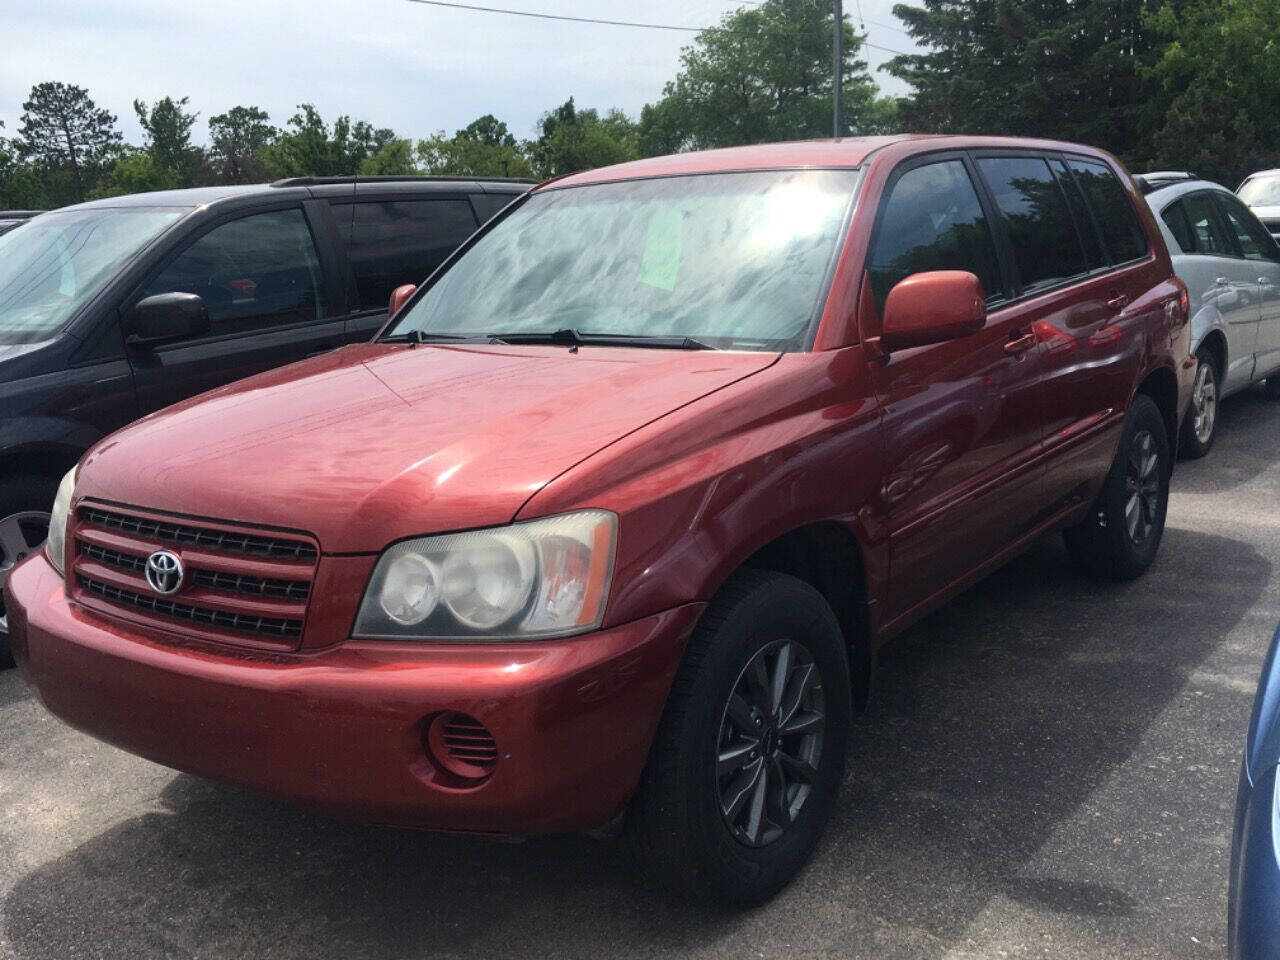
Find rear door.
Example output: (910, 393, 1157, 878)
(864, 154, 1047, 625)
(329, 196, 480, 343)
(1215, 191, 1280, 380)
(127, 203, 345, 414)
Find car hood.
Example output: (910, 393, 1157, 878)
(78, 342, 778, 552)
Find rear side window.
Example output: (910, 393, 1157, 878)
(144, 208, 327, 337)
(1214, 193, 1280, 262)
(977, 156, 1088, 292)
(868, 159, 1002, 312)
(1066, 159, 1149, 263)
(333, 200, 478, 309)
(1049, 157, 1106, 270)
(1160, 200, 1197, 254)
(1181, 193, 1234, 255)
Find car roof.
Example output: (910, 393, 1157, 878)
(1241, 169, 1280, 180)
(57, 177, 532, 213)
(1142, 178, 1233, 206)
(546, 135, 1124, 189)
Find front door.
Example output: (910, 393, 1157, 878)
(1215, 191, 1280, 380)
(127, 205, 347, 415)
(862, 156, 1047, 627)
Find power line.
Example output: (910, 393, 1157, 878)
(401, 0, 914, 55)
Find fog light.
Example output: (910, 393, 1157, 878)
(426, 712, 498, 780)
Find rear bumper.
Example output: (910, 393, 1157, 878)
(1228, 763, 1280, 960)
(6, 553, 701, 834)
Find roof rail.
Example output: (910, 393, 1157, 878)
(269, 174, 536, 188)
(1133, 171, 1197, 195)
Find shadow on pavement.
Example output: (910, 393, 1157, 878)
(2, 528, 1269, 959)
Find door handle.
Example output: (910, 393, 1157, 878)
(1259, 278, 1272, 286)
(1215, 276, 1230, 287)
(1105, 293, 1130, 311)
(1004, 330, 1037, 355)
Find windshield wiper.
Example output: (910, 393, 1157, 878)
(380, 330, 503, 345)
(487, 328, 716, 350)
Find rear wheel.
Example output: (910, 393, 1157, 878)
(0, 475, 58, 666)
(1179, 347, 1219, 459)
(1063, 394, 1170, 581)
(628, 570, 851, 907)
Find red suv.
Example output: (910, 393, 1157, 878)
(6, 136, 1193, 905)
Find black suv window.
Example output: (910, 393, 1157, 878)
(1181, 193, 1235, 256)
(471, 193, 516, 223)
(1214, 192, 1280, 262)
(977, 156, 1088, 292)
(144, 208, 326, 338)
(1160, 200, 1198, 254)
(333, 199, 478, 309)
(868, 159, 1002, 312)
(1066, 159, 1149, 263)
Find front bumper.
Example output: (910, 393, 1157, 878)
(1228, 762, 1280, 960)
(6, 552, 701, 834)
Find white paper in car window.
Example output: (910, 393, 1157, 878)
(637, 207, 683, 292)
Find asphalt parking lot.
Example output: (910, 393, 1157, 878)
(1, 388, 1276, 960)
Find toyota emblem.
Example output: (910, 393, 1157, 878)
(144, 549, 184, 595)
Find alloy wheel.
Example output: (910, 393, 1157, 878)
(1191, 362, 1217, 445)
(1123, 430, 1161, 545)
(0, 510, 50, 636)
(716, 638, 825, 847)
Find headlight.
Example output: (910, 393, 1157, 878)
(354, 510, 617, 641)
(45, 467, 76, 577)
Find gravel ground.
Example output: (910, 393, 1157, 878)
(1, 386, 1277, 960)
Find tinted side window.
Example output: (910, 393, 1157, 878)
(1067, 159, 1149, 263)
(977, 156, 1088, 291)
(1160, 200, 1197, 254)
(333, 200, 478, 308)
(144, 208, 326, 338)
(471, 193, 516, 223)
(868, 159, 1002, 312)
(1181, 193, 1234, 255)
(1215, 193, 1280, 262)
(1049, 157, 1106, 269)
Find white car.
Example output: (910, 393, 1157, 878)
(1139, 174, 1280, 457)
(1239, 169, 1280, 242)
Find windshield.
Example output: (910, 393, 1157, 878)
(1239, 175, 1280, 207)
(389, 169, 859, 351)
(0, 206, 189, 345)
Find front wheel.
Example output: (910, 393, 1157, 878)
(0, 475, 59, 666)
(1063, 393, 1170, 581)
(628, 570, 851, 907)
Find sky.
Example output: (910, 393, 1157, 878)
(0, 0, 919, 146)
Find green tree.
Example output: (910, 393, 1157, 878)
(638, 0, 891, 153)
(1143, 0, 1280, 184)
(133, 95, 201, 185)
(0, 122, 47, 208)
(885, 1, 1159, 162)
(17, 81, 122, 203)
(92, 147, 184, 198)
(361, 138, 419, 175)
(207, 106, 277, 184)
(528, 98, 639, 177)
(415, 114, 534, 178)
(259, 104, 397, 178)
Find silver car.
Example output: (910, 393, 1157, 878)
(1239, 169, 1280, 242)
(1139, 174, 1280, 457)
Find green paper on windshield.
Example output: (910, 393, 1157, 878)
(637, 208, 683, 291)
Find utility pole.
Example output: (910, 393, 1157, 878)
(833, 0, 843, 137)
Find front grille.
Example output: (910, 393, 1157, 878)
(79, 507, 317, 562)
(72, 505, 318, 648)
(79, 576, 303, 639)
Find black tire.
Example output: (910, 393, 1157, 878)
(1063, 394, 1170, 581)
(0, 474, 59, 667)
(628, 569, 851, 908)
(1264, 376, 1280, 400)
(1178, 346, 1220, 460)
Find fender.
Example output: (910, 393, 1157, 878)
(0, 416, 102, 476)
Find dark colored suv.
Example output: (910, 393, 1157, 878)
(0, 176, 532, 651)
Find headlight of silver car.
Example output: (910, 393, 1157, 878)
(45, 467, 77, 577)
(353, 510, 617, 641)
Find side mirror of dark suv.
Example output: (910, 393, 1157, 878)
(123, 292, 211, 347)
(880, 270, 986, 351)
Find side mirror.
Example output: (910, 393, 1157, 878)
(880, 270, 986, 351)
(389, 283, 417, 317)
(123, 292, 210, 347)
